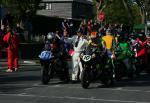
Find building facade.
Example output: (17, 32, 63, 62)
(37, 0, 93, 19)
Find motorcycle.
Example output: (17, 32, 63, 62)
(80, 46, 114, 89)
(39, 50, 70, 85)
(113, 40, 137, 80)
(132, 39, 150, 75)
(39, 50, 53, 84)
(113, 50, 136, 80)
(39, 34, 69, 84)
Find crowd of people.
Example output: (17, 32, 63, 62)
(0, 12, 150, 82)
(41, 18, 150, 82)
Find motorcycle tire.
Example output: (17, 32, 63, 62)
(41, 64, 53, 84)
(59, 67, 70, 83)
(127, 67, 135, 79)
(101, 70, 114, 87)
(81, 69, 90, 89)
(135, 64, 142, 76)
(115, 63, 126, 81)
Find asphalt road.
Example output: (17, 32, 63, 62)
(1, 63, 150, 103)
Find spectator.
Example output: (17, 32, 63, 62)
(0, 25, 6, 58)
(2, 11, 14, 28)
(62, 19, 70, 35)
(3, 26, 19, 72)
(15, 23, 25, 42)
(79, 19, 87, 35)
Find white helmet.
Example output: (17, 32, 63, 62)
(47, 32, 53, 40)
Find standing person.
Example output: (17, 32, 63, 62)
(3, 26, 19, 72)
(87, 19, 93, 35)
(71, 31, 88, 82)
(2, 11, 14, 28)
(0, 25, 7, 58)
(79, 19, 87, 35)
(62, 19, 70, 35)
(0, 25, 6, 59)
(15, 23, 24, 42)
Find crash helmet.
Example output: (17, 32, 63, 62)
(137, 32, 146, 42)
(47, 32, 55, 40)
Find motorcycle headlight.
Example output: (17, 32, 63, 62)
(82, 55, 91, 62)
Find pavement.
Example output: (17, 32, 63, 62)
(0, 59, 41, 72)
(0, 58, 39, 64)
(0, 58, 73, 72)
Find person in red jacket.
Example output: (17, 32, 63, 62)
(3, 26, 19, 72)
(135, 33, 148, 58)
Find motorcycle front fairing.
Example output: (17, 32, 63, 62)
(39, 50, 54, 66)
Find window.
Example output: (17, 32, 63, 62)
(38, 3, 45, 10)
(45, 3, 52, 10)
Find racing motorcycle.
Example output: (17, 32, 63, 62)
(132, 38, 150, 75)
(113, 50, 136, 80)
(39, 50, 70, 84)
(39, 50, 54, 84)
(39, 33, 70, 85)
(80, 46, 114, 89)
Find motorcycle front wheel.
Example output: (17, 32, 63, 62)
(101, 69, 114, 87)
(81, 69, 91, 89)
(41, 63, 53, 84)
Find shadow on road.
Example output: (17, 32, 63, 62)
(0, 75, 40, 83)
(84, 73, 150, 89)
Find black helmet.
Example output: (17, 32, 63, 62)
(138, 32, 146, 41)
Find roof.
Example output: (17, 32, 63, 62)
(42, 0, 93, 4)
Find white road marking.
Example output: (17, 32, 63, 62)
(51, 96, 150, 103)
(23, 61, 36, 64)
(103, 88, 142, 92)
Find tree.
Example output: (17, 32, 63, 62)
(92, 0, 145, 25)
(121, 0, 134, 25)
(0, 0, 42, 22)
(93, 0, 113, 21)
(145, 0, 150, 20)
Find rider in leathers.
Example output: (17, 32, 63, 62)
(115, 35, 135, 77)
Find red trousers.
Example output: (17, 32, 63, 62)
(8, 49, 19, 69)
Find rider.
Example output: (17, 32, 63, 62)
(101, 29, 116, 60)
(135, 32, 148, 58)
(88, 31, 100, 47)
(134, 32, 149, 71)
(101, 28, 117, 79)
(115, 35, 135, 77)
(87, 31, 103, 67)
